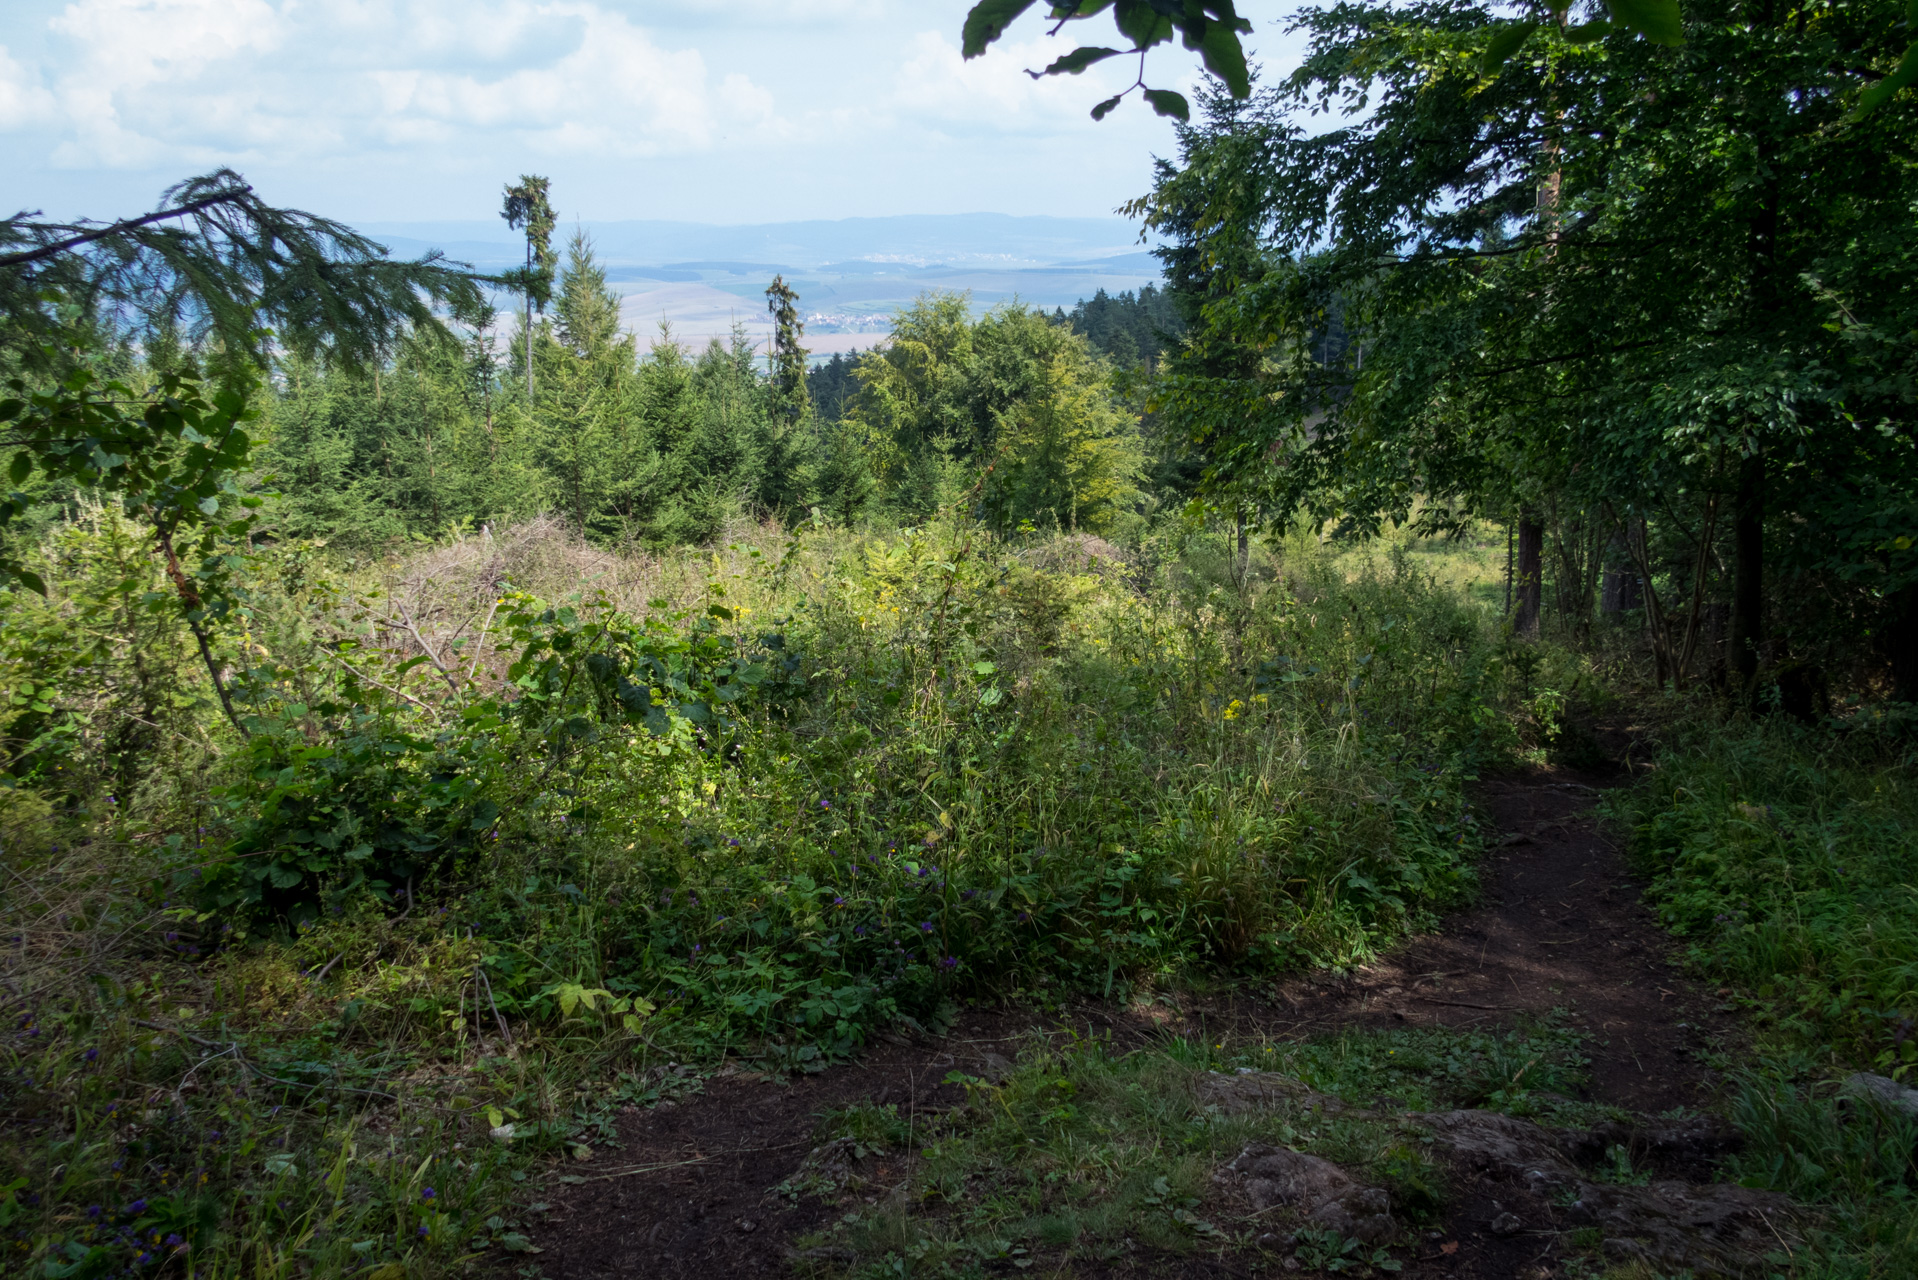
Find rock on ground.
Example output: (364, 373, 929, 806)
(1204, 1072, 1802, 1277)
(1219, 1144, 1397, 1246)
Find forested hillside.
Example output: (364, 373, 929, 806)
(2, 0, 1917, 1275)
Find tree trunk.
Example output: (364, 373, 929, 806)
(1235, 507, 1250, 590)
(1889, 584, 1918, 703)
(1503, 522, 1515, 618)
(1514, 511, 1544, 639)
(1728, 449, 1765, 694)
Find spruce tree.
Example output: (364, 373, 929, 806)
(499, 176, 557, 400)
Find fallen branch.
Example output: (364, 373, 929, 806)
(133, 1019, 397, 1100)
(1414, 998, 1510, 1011)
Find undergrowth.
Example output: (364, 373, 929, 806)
(0, 513, 1526, 1277)
(1619, 709, 1918, 1279)
(789, 1019, 1594, 1278)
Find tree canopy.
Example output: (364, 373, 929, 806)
(1138, 0, 1918, 692)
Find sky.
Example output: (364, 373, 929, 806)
(0, 0, 1308, 228)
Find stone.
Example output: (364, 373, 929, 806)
(1490, 1211, 1524, 1237)
(783, 1136, 867, 1198)
(1840, 1072, 1918, 1118)
(1565, 1180, 1799, 1275)
(1308, 1185, 1396, 1245)
(1224, 1144, 1357, 1210)
(1401, 1109, 1580, 1185)
(1196, 1070, 1353, 1117)
(974, 1051, 1014, 1083)
(1219, 1144, 1397, 1245)
(1404, 1108, 1801, 1275)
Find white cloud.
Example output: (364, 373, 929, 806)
(890, 29, 1189, 133)
(11, 0, 786, 169)
(0, 46, 57, 132)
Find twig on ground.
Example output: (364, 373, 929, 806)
(133, 1019, 397, 1100)
(1415, 998, 1510, 1011)
(477, 963, 513, 1048)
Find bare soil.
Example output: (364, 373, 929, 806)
(525, 759, 1744, 1279)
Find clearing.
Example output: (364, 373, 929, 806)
(521, 747, 1781, 1279)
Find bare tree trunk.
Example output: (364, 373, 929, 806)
(1514, 511, 1544, 639)
(1674, 495, 1719, 685)
(1620, 515, 1676, 688)
(1504, 521, 1515, 618)
(1235, 506, 1250, 591)
(1890, 583, 1918, 703)
(1728, 449, 1764, 696)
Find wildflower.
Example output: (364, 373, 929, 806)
(84, 1048, 98, 1062)
(832, 896, 845, 906)
(421, 1187, 436, 1201)
(418, 1225, 430, 1237)
(919, 921, 934, 933)
(87, 1206, 102, 1219)
(941, 956, 958, 970)
(127, 1200, 147, 1215)
(1017, 911, 1030, 923)
(854, 925, 867, 936)
(165, 1234, 184, 1248)
(819, 800, 830, 809)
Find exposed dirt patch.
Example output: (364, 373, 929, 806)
(524, 1010, 1054, 1279)
(1248, 765, 1739, 1115)
(528, 761, 1749, 1278)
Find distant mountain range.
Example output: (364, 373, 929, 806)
(358, 214, 1165, 359)
(358, 213, 1159, 272)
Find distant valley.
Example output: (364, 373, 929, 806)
(359, 213, 1164, 358)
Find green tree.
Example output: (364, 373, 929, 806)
(500, 175, 558, 400)
(535, 232, 636, 538)
(849, 293, 1141, 531)
(1140, 0, 1918, 694)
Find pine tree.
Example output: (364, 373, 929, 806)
(500, 176, 557, 401)
(764, 276, 810, 426)
(535, 232, 635, 538)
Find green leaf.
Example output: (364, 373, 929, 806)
(707, 603, 733, 620)
(972, 660, 998, 675)
(1091, 93, 1125, 121)
(1480, 21, 1540, 73)
(1196, 18, 1252, 98)
(1142, 88, 1190, 120)
(962, 0, 1039, 58)
(1854, 41, 1918, 118)
(11, 569, 45, 596)
(1032, 46, 1124, 77)
(1604, 0, 1683, 46)
(1563, 19, 1611, 43)
(7, 453, 28, 485)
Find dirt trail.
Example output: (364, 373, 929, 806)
(528, 763, 1740, 1278)
(1248, 767, 1734, 1115)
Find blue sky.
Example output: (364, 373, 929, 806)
(0, 1, 1306, 227)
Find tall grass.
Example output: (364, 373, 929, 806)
(0, 511, 1525, 1275)
(1620, 711, 1918, 1280)
(1618, 714, 1918, 1074)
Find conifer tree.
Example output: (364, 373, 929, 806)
(755, 276, 813, 515)
(499, 176, 557, 400)
(764, 276, 810, 425)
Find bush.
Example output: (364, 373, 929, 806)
(1618, 714, 1918, 1073)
